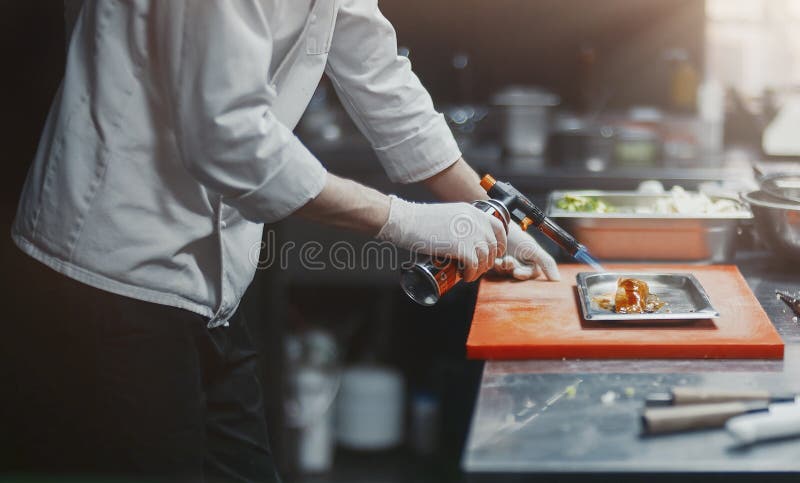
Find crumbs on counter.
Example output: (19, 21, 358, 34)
(601, 391, 618, 405)
(565, 385, 578, 399)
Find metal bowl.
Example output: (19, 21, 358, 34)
(760, 172, 800, 204)
(741, 190, 800, 259)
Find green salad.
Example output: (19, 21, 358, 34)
(555, 194, 614, 213)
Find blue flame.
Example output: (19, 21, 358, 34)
(574, 248, 605, 272)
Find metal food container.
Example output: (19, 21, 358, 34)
(576, 272, 719, 322)
(546, 191, 753, 263)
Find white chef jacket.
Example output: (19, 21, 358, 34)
(12, 0, 461, 327)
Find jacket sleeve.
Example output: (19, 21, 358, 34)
(325, 0, 461, 184)
(152, 1, 327, 223)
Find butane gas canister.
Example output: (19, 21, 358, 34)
(400, 199, 511, 306)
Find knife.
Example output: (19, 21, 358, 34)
(776, 290, 800, 317)
(642, 401, 770, 435)
(646, 386, 798, 407)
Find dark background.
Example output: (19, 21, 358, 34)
(381, 0, 704, 107)
(1, 1, 69, 340)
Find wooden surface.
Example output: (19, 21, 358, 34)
(467, 264, 784, 360)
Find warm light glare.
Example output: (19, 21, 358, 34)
(788, 0, 800, 19)
(706, 0, 800, 98)
(706, 0, 763, 21)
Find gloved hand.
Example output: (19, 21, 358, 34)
(493, 223, 560, 281)
(377, 196, 507, 282)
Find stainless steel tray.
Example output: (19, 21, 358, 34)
(547, 191, 753, 263)
(576, 272, 720, 321)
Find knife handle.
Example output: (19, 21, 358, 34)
(642, 401, 768, 434)
(671, 387, 772, 405)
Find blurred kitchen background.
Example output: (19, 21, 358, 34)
(2, 1, 800, 482)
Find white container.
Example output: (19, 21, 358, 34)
(492, 86, 559, 157)
(288, 367, 338, 473)
(284, 329, 340, 474)
(697, 80, 725, 156)
(335, 365, 405, 450)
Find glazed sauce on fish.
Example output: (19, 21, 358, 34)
(592, 278, 666, 314)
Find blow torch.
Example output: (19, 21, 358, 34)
(401, 174, 603, 306)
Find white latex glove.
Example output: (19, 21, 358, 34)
(493, 223, 560, 281)
(377, 196, 507, 282)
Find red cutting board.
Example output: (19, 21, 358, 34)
(467, 264, 784, 360)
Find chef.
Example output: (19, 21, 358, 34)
(8, 1, 559, 481)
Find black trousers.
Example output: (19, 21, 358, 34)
(1, 255, 281, 483)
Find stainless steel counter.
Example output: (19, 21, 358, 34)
(462, 251, 800, 478)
